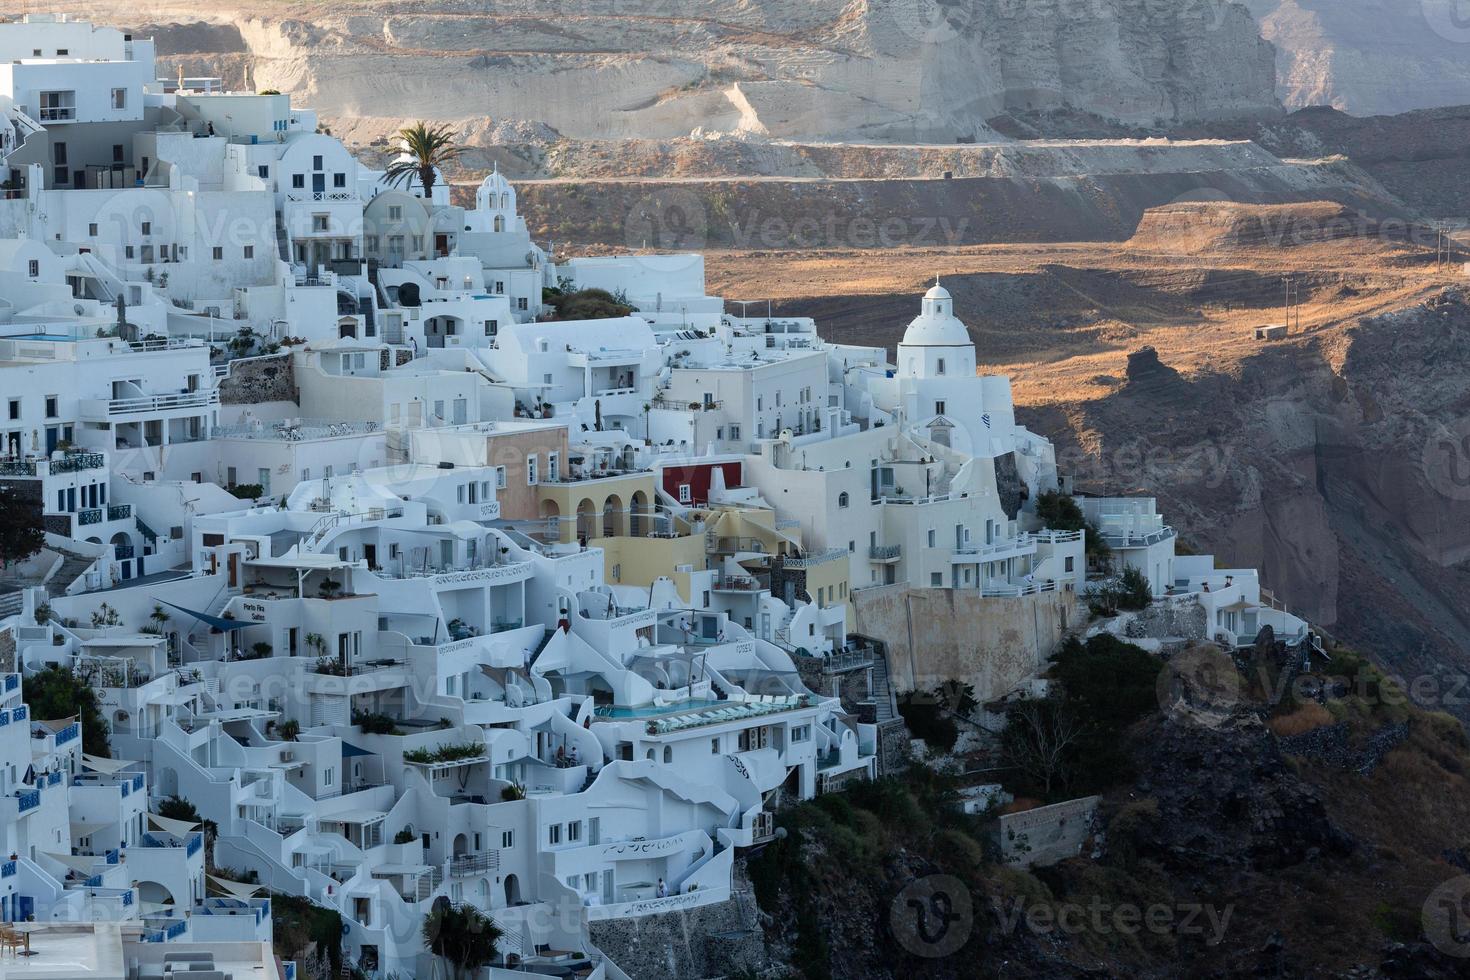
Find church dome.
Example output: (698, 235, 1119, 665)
(900, 282, 970, 347)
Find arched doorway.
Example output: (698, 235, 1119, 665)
(540, 499, 561, 541)
(135, 881, 173, 905)
(603, 494, 623, 538)
(575, 499, 596, 542)
(504, 873, 522, 906)
(629, 491, 647, 537)
(452, 833, 468, 858)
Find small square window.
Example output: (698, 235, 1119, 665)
(212, 247, 223, 260)
(243, 245, 254, 259)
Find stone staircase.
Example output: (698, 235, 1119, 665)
(870, 652, 896, 724)
(47, 548, 98, 598)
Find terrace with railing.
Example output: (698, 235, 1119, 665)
(214, 418, 381, 441)
(0, 452, 107, 477)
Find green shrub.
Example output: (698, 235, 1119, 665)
(1118, 566, 1153, 610)
(352, 710, 398, 735)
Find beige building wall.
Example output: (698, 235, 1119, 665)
(852, 585, 1077, 701)
(483, 428, 569, 521)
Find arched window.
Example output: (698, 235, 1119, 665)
(838, 492, 849, 508)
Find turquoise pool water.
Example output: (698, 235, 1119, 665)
(594, 698, 720, 719)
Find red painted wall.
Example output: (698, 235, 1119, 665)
(660, 461, 742, 505)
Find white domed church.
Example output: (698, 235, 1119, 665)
(885, 280, 1017, 459)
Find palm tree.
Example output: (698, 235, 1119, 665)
(385, 122, 462, 199)
(423, 900, 502, 979)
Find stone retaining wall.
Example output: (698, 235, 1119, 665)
(219, 353, 296, 405)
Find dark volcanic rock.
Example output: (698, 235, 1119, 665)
(1117, 714, 1356, 872)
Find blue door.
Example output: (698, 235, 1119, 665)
(312, 173, 326, 196)
(16, 895, 33, 922)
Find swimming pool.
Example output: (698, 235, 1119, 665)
(593, 698, 720, 719)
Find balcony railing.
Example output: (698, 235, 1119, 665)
(0, 452, 107, 477)
(1, 860, 14, 878)
(55, 722, 80, 745)
(285, 190, 359, 203)
(77, 508, 102, 526)
(783, 548, 846, 570)
(447, 851, 499, 876)
(83, 389, 219, 417)
(51, 452, 106, 474)
(107, 504, 131, 521)
(868, 544, 901, 561)
(16, 789, 39, 813)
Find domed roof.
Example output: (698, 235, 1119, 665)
(900, 281, 970, 347)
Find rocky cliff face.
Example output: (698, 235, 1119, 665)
(26, 0, 1280, 139)
(1025, 287, 1470, 717)
(1245, 0, 1470, 116)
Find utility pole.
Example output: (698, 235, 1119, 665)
(1282, 276, 1300, 333)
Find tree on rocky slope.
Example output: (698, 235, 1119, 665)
(1000, 699, 1081, 798)
(0, 484, 43, 568)
(385, 122, 462, 199)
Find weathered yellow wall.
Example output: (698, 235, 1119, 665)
(538, 473, 656, 542)
(803, 556, 855, 631)
(852, 586, 1077, 701)
(593, 533, 706, 599)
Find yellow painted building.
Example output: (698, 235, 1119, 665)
(535, 472, 657, 544)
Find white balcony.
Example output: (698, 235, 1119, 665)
(80, 389, 219, 420)
(950, 533, 1040, 563)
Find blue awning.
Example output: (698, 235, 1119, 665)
(342, 742, 375, 758)
(154, 599, 250, 632)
